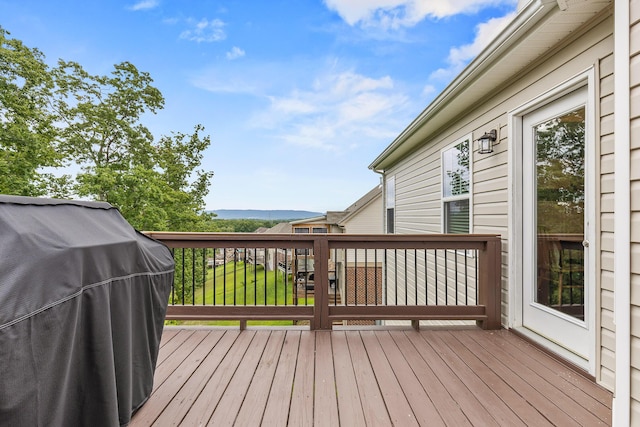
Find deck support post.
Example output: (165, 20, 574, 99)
(477, 237, 502, 330)
(314, 236, 332, 330)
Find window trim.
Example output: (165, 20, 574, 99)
(441, 134, 473, 234)
(385, 175, 395, 234)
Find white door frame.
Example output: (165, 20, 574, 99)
(508, 69, 597, 374)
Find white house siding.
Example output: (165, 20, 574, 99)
(386, 10, 614, 385)
(599, 51, 616, 390)
(340, 193, 383, 235)
(340, 192, 384, 267)
(630, 0, 640, 419)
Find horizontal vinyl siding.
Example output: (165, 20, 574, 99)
(342, 196, 383, 235)
(631, 1, 640, 420)
(599, 49, 615, 391)
(387, 13, 614, 358)
(341, 195, 384, 264)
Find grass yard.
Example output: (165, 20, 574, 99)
(168, 262, 313, 326)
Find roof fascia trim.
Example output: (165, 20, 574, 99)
(368, 0, 556, 171)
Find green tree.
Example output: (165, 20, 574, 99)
(1, 31, 215, 232)
(51, 60, 214, 231)
(0, 28, 59, 195)
(536, 107, 585, 235)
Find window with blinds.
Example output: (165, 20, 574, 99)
(442, 137, 471, 234)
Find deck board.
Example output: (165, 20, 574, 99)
(331, 332, 367, 427)
(448, 331, 553, 426)
(261, 331, 301, 427)
(314, 332, 340, 427)
(130, 327, 612, 426)
(422, 330, 527, 426)
(387, 331, 473, 427)
(408, 329, 500, 426)
(156, 330, 237, 426)
(208, 331, 271, 426)
(345, 331, 392, 426)
(288, 331, 315, 427)
(234, 330, 286, 426)
(179, 330, 254, 426)
(360, 331, 418, 426)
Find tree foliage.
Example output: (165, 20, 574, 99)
(208, 219, 282, 232)
(535, 107, 585, 235)
(0, 28, 59, 196)
(0, 28, 214, 231)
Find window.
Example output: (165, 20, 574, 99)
(442, 137, 471, 233)
(294, 227, 310, 255)
(312, 227, 327, 233)
(386, 176, 395, 233)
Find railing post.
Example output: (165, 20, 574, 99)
(314, 235, 331, 330)
(477, 237, 502, 329)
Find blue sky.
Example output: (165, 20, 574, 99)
(1, 0, 518, 212)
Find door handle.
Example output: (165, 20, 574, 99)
(582, 240, 589, 247)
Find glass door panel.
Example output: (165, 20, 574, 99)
(534, 107, 585, 320)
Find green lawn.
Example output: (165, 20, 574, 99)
(168, 262, 313, 326)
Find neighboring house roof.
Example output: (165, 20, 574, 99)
(369, 0, 612, 171)
(326, 211, 348, 224)
(265, 222, 292, 233)
(254, 227, 269, 233)
(284, 185, 382, 232)
(289, 216, 327, 225)
(338, 184, 382, 226)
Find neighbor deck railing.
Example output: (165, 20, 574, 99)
(145, 232, 502, 330)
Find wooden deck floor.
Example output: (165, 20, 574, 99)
(130, 326, 612, 426)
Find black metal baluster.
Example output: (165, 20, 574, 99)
(465, 250, 469, 305)
(354, 249, 358, 306)
(424, 249, 428, 305)
(414, 249, 418, 305)
(191, 248, 196, 305)
(395, 249, 398, 306)
(202, 249, 206, 305)
(455, 249, 459, 305)
(444, 250, 448, 304)
(364, 249, 369, 305)
(213, 249, 217, 305)
(181, 248, 185, 305)
(233, 249, 237, 306)
(434, 249, 438, 306)
(171, 248, 175, 305)
(404, 249, 408, 305)
(374, 249, 378, 305)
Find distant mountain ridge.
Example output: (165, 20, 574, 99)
(209, 209, 323, 220)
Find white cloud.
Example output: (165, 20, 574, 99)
(256, 70, 409, 151)
(324, 0, 516, 29)
(180, 18, 226, 43)
(428, 11, 516, 82)
(226, 46, 246, 60)
(421, 84, 436, 98)
(129, 0, 159, 11)
(191, 63, 274, 95)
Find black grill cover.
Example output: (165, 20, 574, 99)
(0, 196, 174, 427)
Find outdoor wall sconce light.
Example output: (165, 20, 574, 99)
(477, 129, 498, 154)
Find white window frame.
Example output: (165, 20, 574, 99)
(441, 134, 473, 234)
(385, 175, 395, 234)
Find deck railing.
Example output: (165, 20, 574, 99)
(145, 232, 502, 330)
